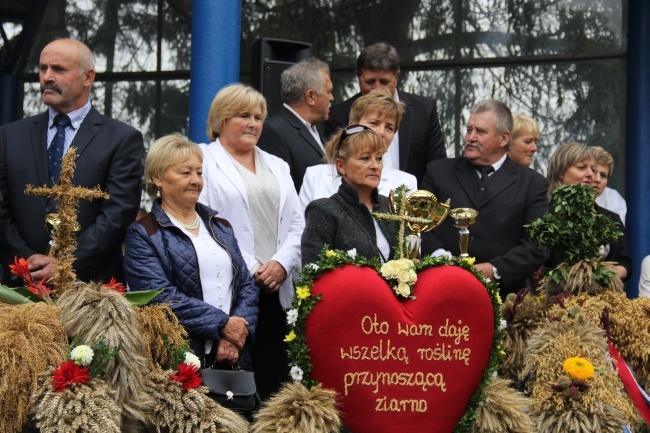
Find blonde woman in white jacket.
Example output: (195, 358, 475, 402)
(199, 83, 304, 400)
(299, 89, 417, 211)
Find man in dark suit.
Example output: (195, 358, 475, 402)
(421, 100, 548, 296)
(324, 42, 446, 185)
(257, 58, 333, 191)
(0, 38, 144, 285)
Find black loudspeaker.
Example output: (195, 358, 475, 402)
(251, 38, 312, 116)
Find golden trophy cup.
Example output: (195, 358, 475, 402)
(45, 213, 80, 257)
(448, 208, 479, 258)
(389, 189, 450, 260)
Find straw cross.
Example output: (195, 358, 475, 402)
(26, 147, 109, 293)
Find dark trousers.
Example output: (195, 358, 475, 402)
(250, 289, 289, 401)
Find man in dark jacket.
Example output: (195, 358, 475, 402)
(324, 42, 446, 185)
(257, 58, 333, 191)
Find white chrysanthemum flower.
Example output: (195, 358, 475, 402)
(307, 263, 319, 271)
(184, 352, 201, 369)
(286, 309, 299, 326)
(347, 248, 357, 258)
(290, 366, 303, 381)
(70, 345, 94, 366)
(500, 319, 508, 331)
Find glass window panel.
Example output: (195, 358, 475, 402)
(400, 70, 457, 158)
(65, 0, 159, 73)
(22, 82, 45, 117)
(463, 0, 624, 58)
(161, 1, 191, 71)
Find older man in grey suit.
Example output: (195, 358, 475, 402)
(421, 100, 548, 297)
(257, 58, 333, 191)
(0, 38, 144, 285)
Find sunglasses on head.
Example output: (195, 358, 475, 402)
(336, 124, 373, 156)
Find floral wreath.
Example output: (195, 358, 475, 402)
(284, 246, 504, 433)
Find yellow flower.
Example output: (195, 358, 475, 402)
(562, 357, 595, 381)
(284, 330, 296, 342)
(296, 286, 311, 300)
(462, 256, 476, 266)
(325, 250, 339, 259)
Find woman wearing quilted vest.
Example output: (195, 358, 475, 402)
(123, 133, 259, 369)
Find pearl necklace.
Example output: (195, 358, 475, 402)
(167, 211, 200, 230)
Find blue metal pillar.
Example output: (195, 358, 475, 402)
(188, 0, 241, 143)
(625, 1, 650, 298)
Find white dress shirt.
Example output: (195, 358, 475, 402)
(596, 186, 627, 225)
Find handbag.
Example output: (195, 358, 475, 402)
(201, 367, 258, 411)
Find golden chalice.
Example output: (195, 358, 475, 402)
(389, 189, 450, 259)
(448, 208, 479, 258)
(45, 213, 81, 257)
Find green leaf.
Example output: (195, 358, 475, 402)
(0, 285, 35, 304)
(124, 289, 163, 306)
(12, 287, 46, 302)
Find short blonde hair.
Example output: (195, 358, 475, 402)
(546, 142, 598, 199)
(145, 133, 202, 199)
(349, 89, 405, 129)
(591, 145, 615, 176)
(206, 83, 268, 141)
(324, 127, 388, 165)
(512, 112, 540, 141)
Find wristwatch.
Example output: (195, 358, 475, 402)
(492, 265, 501, 280)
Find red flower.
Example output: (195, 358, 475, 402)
(9, 256, 34, 286)
(103, 277, 126, 293)
(169, 363, 202, 391)
(26, 277, 52, 298)
(52, 360, 91, 392)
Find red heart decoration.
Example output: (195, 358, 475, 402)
(305, 264, 494, 433)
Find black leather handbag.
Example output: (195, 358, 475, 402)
(201, 368, 258, 411)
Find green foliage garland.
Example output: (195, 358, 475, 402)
(526, 184, 622, 285)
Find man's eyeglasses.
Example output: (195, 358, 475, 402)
(336, 124, 373, 156)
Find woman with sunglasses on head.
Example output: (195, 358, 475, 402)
(301, 125, 398, 265)
(299, 89, 417, 211)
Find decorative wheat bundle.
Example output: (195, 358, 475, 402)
(136, 304, 188, 368)
(0, 302, 67, 433)
(56, 282, 153, 431)
(144, 367, 249, 433)
(522, 309, 639, 432)
(470, 377, 536, 433)
(251, 382, 340, 433)
(30, 368, 121, 433)
(499, 291, 550, 382)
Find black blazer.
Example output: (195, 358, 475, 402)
(301, 181, 398, 265)
(0, 107, 144, 284)
(257, 105, 325, 192)
(324, 90, 446, 185)
(420, 156, 549, 294)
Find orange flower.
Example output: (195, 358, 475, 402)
(103, 277, 126, 293)
(52, 359, 91, 392)
(169, 363, 202, 391)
